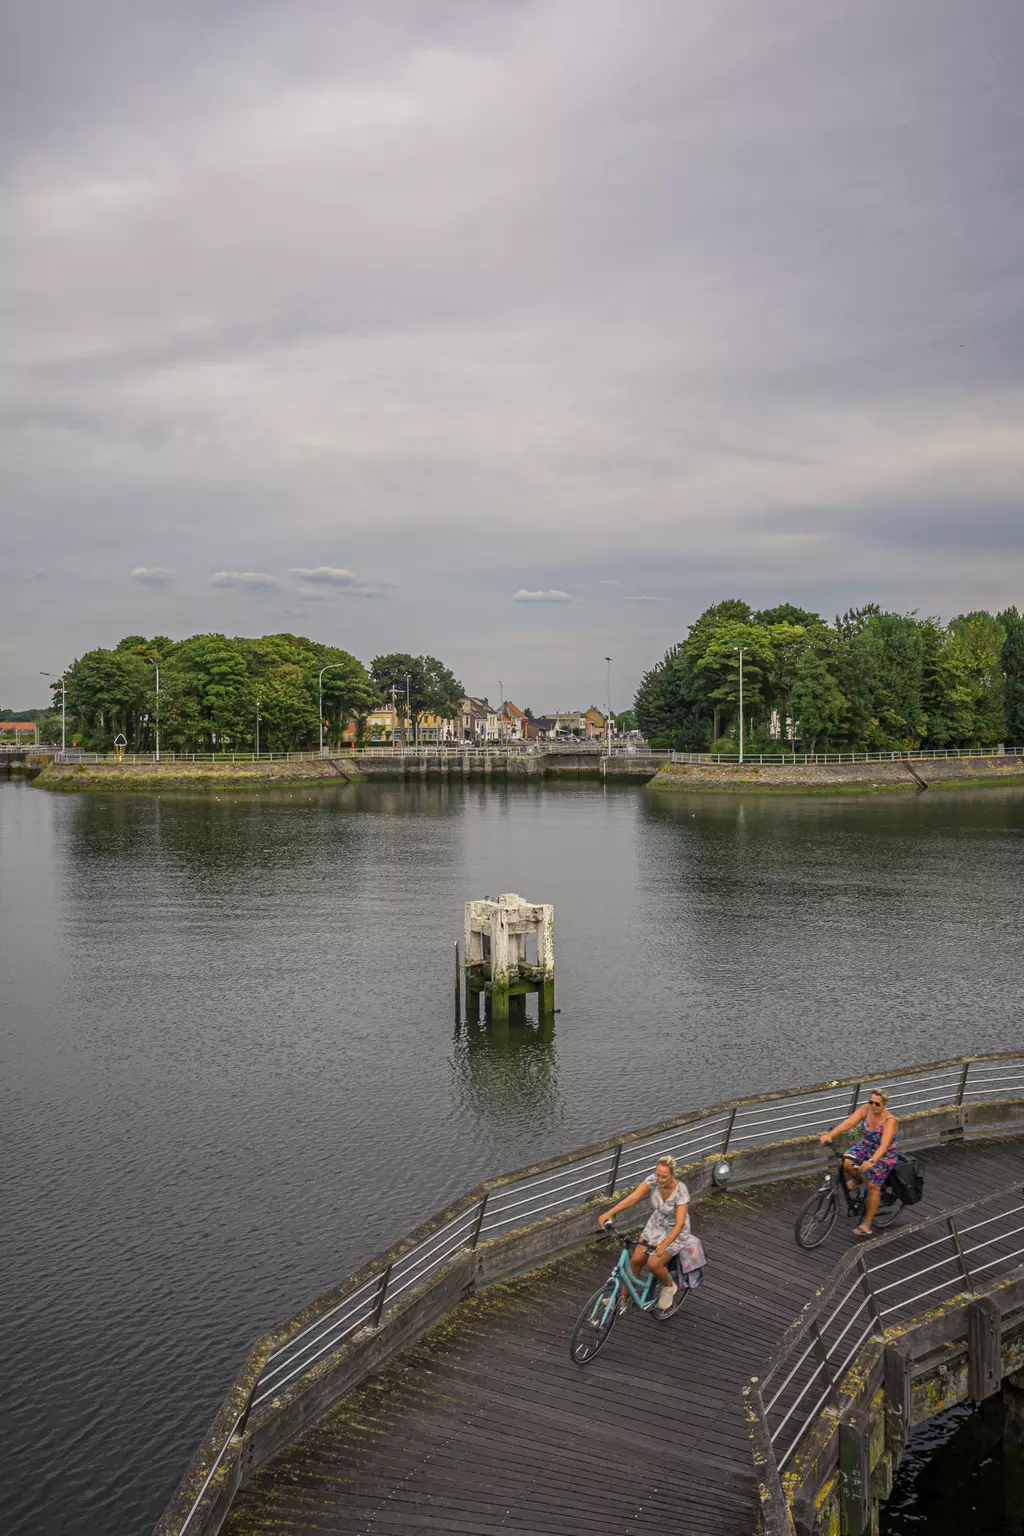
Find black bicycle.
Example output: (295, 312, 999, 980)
(793, 1142, 903, 1249)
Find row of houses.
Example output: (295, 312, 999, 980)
(343, 700, 610, 745)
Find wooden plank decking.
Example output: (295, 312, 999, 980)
(225, 1140, 1023, 1536)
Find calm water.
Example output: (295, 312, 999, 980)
(2, 778, 1023, 1534)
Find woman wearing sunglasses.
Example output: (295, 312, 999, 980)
(820, 1089, 899, 1238)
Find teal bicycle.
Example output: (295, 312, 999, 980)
(569, 1221, 697, 1364)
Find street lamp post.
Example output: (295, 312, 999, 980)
(498, 679, 504, 743)
(318, 662, 348, 757)
(255, 699, 261, 758)
(40, 671, 67, 752)
(145, 658, 160, 760)
(405, 673, 412, 748)
(736, 648, 745, 764)
(605, 656, 613, 754)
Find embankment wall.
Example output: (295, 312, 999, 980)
(34, 757, 366, 790)
(33, 753, 665, 790)
(652, 755, 1024, 793)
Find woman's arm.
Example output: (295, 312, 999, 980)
(820, 1104, 867, 1144)
(599, 1180, 649, 1226)
(651, 1202, 689, 1260)
(862, 1115, 898, 1169)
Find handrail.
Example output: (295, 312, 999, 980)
(670, 746, 1024, 765)
(154, 1050, 1024, 1536)
(756, 1178, 1024, 1479)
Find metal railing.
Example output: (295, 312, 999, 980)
(670, 746, 1024, 765)
(53, 744, 665, 765)
(758, 1180, 1024, 1480)
(160, 1051, 1024, 1536)
(242, 1054, 1023, 1415)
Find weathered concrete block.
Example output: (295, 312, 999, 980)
(838, 1409, 872, 1535)
(968, 1294, 1003, 1401)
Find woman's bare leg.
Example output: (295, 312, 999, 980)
(862, 1183, 881, 1229)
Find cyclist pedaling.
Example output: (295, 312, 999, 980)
(820, 1088, 899, 1238)
(599, 1154, 703, 1310)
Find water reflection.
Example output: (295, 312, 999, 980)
(881, 1389, 1024, 1534)
(450, 1011, 563, 1133)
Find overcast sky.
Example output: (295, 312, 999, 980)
(3, 0, 1023, 711)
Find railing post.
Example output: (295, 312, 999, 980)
(236, 1381, 258, 1438)
(470, 1193, 489, 1249)
(371, 1262, 393, 1327)
(848, 1082, 862, 1115)
(947, 1215, 974, 1292)
(956, 1060, 971, 1106)
(722, 1105, 738, 1154)
(606, 1144, 623, 1196)
(858, 1256, 883, 1332)
(811, 1322, 840, 1410)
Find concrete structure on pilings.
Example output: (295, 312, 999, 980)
(463, 893, 554, 1022)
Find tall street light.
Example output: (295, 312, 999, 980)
(255, 698, 261, 758)
(145, 658, 160, 760)
(405, 673, 412, 748)
(605, 656, 613, 754)
(318, 662, 348, 757)
(40, 671, 66, 751)
(498, 679, 504, 743)
(736, 647, 745, 764)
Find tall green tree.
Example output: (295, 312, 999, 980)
(999, 607, 1024, 747)
(790, 648, 844, 751)
(370, 654, 463, 740)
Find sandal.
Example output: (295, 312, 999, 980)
(853, 1224, 873, 1239)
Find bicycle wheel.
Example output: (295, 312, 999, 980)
(873, 1197, 903, 1231)
(570, 1280, 620, 1363)
(794, 1187, 838, 1249)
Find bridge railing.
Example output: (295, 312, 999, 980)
(759, 1184, 1024, 1473)
(154, 1051, 1024, 1536)
(670, 746, 1024, 765)
(53, 743, 666, 764)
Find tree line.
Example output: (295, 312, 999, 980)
(634, 600, 1024, 753)
(36, 633, 464, 752)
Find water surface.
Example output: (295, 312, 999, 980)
(2, 778, 1022, 1533)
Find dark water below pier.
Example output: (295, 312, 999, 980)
(2, 778, 1022, 1534)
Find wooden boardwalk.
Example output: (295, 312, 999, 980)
(225, 1140, 1023, 1536)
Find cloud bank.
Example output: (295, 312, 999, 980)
(2, 0, 1023, 708)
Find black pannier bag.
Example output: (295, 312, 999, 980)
(886, 1153, 924, 1206)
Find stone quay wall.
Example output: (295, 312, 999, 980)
(652, 754, 1024, 793)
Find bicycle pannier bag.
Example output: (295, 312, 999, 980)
(887, 1154, 924, 1206)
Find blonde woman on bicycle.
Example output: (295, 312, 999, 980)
(599, 1155, 691, 1310)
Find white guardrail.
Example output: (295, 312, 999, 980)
(670, 746, 1024, 765)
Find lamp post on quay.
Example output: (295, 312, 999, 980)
(40, 671, 66, 752)
(255, 699, 261, 759)
(736, 647, 745, 765)
(145, 658, 160, 760)
(318, 663, 348, 757)
(605, 656, 613, 754)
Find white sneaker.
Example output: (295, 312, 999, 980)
(657, 1280, 678, 1311)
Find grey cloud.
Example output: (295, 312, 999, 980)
(290, 566, 388, 597)
(131, 565, 173, 586)
(512, 589, 572, 603)
(211, 571, 279, 590)
(2, 1, 1024, 707)
(619, 594, 664, 603)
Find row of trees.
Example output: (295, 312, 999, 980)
(37, 634, 464, 753)
(634, 601, 1024, 753)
